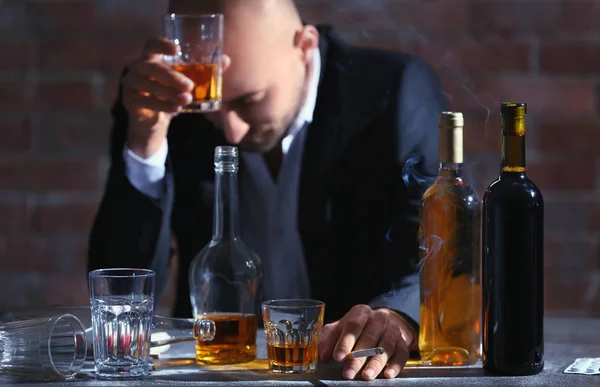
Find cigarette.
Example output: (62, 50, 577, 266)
(348, 347, 385, 359)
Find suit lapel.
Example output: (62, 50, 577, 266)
(298, 26, 394, 289)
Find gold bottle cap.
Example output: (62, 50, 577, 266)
(501, 102, 527, 136)
(438, 112, 464, 164)
(501, 102, 527, 118)
(439, 111, 464, 130)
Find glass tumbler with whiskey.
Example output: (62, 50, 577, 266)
(262, 299, 325, 374)
(418, 112, 482, 366)
(163, 13, 223, 112)
(189, 146, 263, 365)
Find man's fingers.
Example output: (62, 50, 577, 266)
(123, 72, 192, 106)
(362, 351, 391, 381)
(332, 305, 371, 362)
(341, 311, 387, 380)
(123, 90, 182, 114)
(318, 322, 341, 363)
(382, 339, 410, 379)
(222, 54, 232, 73)
(135, 62, 194, 92)
(341, 356, 368, 381)
(361, 314, 409, 381)
(352, 310, 387, 351)
(142, 37, 178, 59)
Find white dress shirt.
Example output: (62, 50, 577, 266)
(124, 49, 322, 301)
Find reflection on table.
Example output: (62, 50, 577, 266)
(0, 317, 597, 386)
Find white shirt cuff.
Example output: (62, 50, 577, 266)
(123, 141, 168, 199)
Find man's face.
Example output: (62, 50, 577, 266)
(203, 22, 309, 153)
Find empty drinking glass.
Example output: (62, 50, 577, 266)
(89, 268, 155, 379)
(0, 313, 87, 378)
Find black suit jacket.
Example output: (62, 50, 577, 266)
(88, 25, 449, 325)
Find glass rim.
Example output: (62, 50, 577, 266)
(46, 313, 87, 377)
(88, 268, 155, 279)
(262, 299, 325, 309)
(165, 13, 223, 20)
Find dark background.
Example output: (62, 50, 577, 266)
(0, 0, 598, 317)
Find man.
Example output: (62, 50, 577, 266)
(89, 0, 448, 380)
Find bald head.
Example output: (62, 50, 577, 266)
(168, 0, 304, 59)
(166, 0, 319, 153)
(168, 0, 303, 28)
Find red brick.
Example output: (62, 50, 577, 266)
(440, 73, 474, 112)
(38, 35, 97, 70)
(295, 2, 330, 25)
(463, 114, 502, 153)
(587, 202, 600, 231)
(439, 74, 503, 136)
(528, 158, 595, 192)
(38, 112, 111, 154)
(538, 120, 600, 152)
(561, 0, 598, 31)
(349, 39, 407, 54)
(30, 158, 101, 191)
(97, 0, 164, 32)
(0, 80, 31, 110)
(31, 201, 99, 232)
(299, 0, 467, 32)
(545, 199, 590, 237)
(414, 41, 530, 72)
(0, 160, 27, 190)
(396, 0, 468, 31)
(44, 273, 90, 306)
(0, 115, 33, 151)
(473, 76, 597, 118)
(101, 78, 121, 109)
(0, 158, 100, 191)
(588, 273, 600, 316)
(1, 235, 62, 271)
(544, 239, 595, 312)
(0, 271, 45, 308)
(26, 0, 97, 32)
(0, 237, 6, 259)
(97, 34, 148, 72)
(0, 36, 33, 69)
(38, 32, 152, 72)
(0, 201, 29, 232)
(540, 43, 600, 73)
(469, 0, 563, 39)
(35, 81, 94, 110)
(0, 2, 29, 34)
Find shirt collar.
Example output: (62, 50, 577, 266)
(281, 48, 322, 155)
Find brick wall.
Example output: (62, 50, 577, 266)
(0, 0, 598, 317)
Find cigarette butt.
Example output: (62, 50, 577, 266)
(348, 347, 385, 359)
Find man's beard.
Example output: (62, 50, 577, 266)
(239, 84, 307, 154)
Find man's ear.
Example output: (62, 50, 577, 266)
(294, 25, 319, 62)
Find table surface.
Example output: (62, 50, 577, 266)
(1, 317, 599, 387)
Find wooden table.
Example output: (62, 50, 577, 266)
(1, 317, 598, 386)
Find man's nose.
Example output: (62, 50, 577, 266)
(203, 109, 249, 144)
(220, 110, 249, 145)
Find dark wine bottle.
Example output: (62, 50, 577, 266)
(482, 102, 544, 375)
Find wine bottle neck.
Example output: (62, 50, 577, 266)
(500, 107, 527, 173)
(213, 170, 240, 241)
(501, 134, 526, 173)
